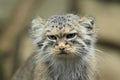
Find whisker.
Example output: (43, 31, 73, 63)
(94, 48, 104, 54)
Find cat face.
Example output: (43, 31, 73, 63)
(31, 14, 96, 59)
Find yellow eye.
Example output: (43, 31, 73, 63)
(47, 35, 57, 40)
(66, 33, 77, 39)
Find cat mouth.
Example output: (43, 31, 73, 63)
(55, 50, 78, 59)
(58, 50, 68, 55)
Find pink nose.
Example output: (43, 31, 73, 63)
(59, 47, 65, 50)
(57, 42, 66, 50)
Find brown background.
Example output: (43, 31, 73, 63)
(0, 0, 120, 80)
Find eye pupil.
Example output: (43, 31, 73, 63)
(48, 35, 57, 40)
(66, 33, 76, 39)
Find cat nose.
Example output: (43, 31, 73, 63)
(59, 47, 67, 54)
(57, 42, 66, 50)
(58, 44, 66, 51)
(59, 47, 65, 50)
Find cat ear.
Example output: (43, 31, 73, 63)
(79, 16, 94, 30)
(32, 16, 45, 29)
(30, 17, 45, 45)
(79, 17, 96, 45)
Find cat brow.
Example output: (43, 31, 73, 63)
(69, 29, 77, 33)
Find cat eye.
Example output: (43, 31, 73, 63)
(47, 35, 57, 40)
(66, 33, 77, 39)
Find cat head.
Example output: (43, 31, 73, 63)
(31, 14, 96, 59)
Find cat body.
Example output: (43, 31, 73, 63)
(12, 14, 97, 80)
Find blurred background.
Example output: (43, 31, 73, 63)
(0, 0, 120, 80)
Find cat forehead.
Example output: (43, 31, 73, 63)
(45, 14, 80, 34)
(47, 14, 79, 22)
(46, 14, 80, 29)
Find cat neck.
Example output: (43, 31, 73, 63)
(46, 57, 89, 80)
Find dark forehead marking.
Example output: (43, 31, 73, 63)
(51, 16, 67, 24)
(47, 14, 79, 30)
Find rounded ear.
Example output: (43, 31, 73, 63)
(32, 16, 45, 30)
(79, 16, 94, 30)
(30, 17, 45, 45)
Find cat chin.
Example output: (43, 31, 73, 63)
(52, 53, 80, 59)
